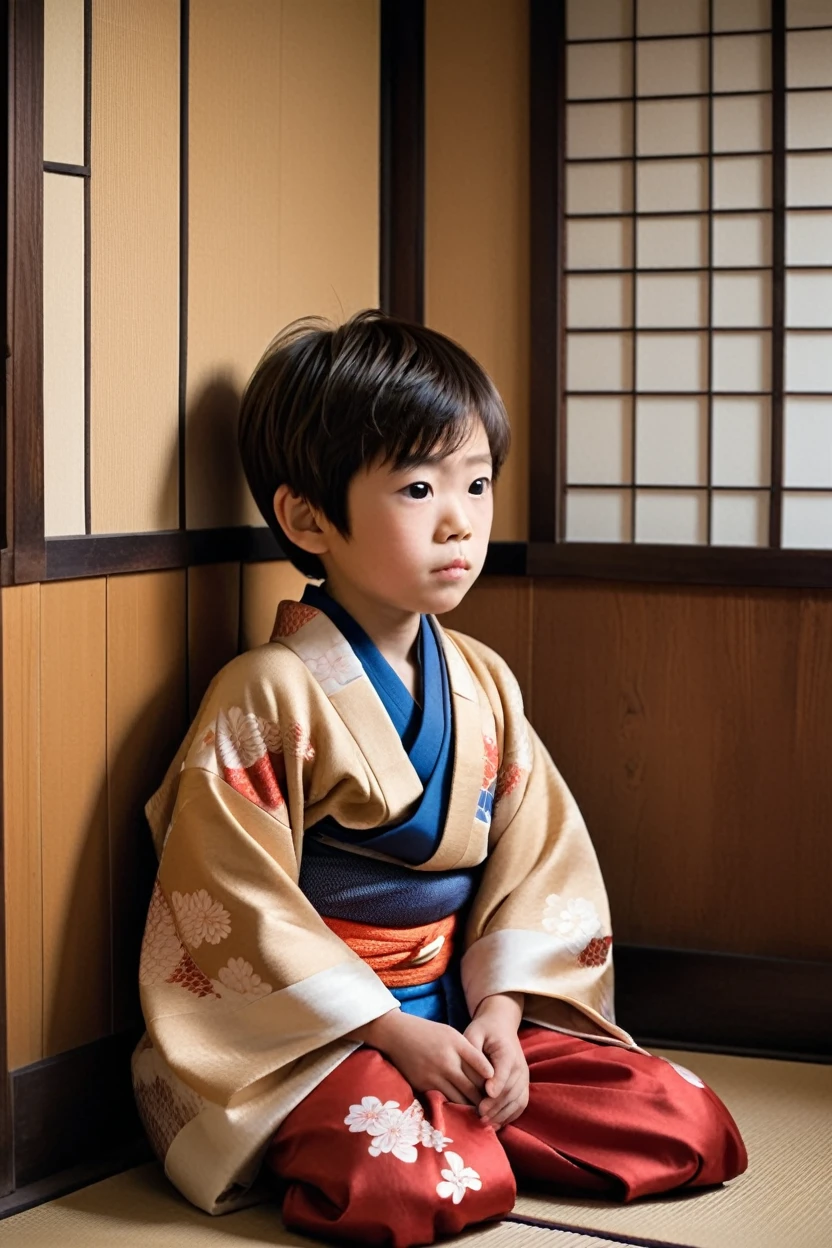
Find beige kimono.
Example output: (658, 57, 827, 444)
(133, 598, 634, 1213)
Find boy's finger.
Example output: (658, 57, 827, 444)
(459, 1038, 494, 1082)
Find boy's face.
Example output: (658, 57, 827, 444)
(321, 418, 494, 619)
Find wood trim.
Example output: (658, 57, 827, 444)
(0, 534, 528, 584)
(616, 945, 832, 1061)
(379, 0, 424, 322)
(9, 0, 46, 582)
(2, 534, 831, 588)
(177, 0, 189, 530)
(528, 541, 832, 588)
(528, 0, 562, 543)
(83, 0, 91, 533)
(0, 570, 13, 1196)
(769, 0, 786, 549)
(10, 1028, 145, 1189)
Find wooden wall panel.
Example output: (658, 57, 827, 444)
(43, 0, 84, 165)
(187, 563, 240, 718)
(106, 572, 187, 1032)
(441, 579, 534, 714)
(3, 587, 43, 1070)
(90, 0, 180, 534)
(40, 580, 109, 1057)
(532, 581, 832, 962)
(425, 0, 529, 542)
(43, 172, 86, 537)
(240, 561, 308, 652)
(186, 0, 380, 531)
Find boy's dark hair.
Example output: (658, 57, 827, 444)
(238, 309, 511, 579)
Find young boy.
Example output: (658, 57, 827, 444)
(133, 311, 747, 1245)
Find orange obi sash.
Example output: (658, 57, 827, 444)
(322, 913, 456, 987)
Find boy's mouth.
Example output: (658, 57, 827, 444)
(432, 559, 470, 580)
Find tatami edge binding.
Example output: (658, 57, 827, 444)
(503, 1210, 698, 1248)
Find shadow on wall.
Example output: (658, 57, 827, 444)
(185, 373, 249, 527)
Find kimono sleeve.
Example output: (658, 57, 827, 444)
(139, 674, 399, 1108)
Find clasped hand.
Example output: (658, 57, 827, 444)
(354, 992, 529, 1128)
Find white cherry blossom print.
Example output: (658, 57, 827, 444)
(420, 1120, 453, 1153)
(542, 895, 603, 955)
(436, 1152, 482, 1203)
(366, 1106, 421, 1163)
(171, 889, 231, 948)
(663, 1058, 705, 1088)
(214, 957, 271, 1001)
(344, 1097, 401, 1134)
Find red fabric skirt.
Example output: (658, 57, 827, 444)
(265, 1026, 747, 1247)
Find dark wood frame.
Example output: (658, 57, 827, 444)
(380, 0, 424, 323)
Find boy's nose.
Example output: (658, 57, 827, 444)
(438, 500, 473, 542)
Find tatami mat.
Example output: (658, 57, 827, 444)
(0, 1163, 646, 1248)
(0, 1050, 828, 1248)
(516, 1048, 832, 1248)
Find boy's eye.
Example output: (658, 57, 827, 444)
(469, 478, 491, 496)
(404, 482, 432, 500)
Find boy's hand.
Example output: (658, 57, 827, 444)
(464, 992, 529, 1128)
(351, 1010, 495, 1106)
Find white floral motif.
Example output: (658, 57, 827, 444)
(139, 883, 183, 984)
(217, 707, 267, 770)
(663, 1058, 705, 1089)
(171, 889, 231, 948)
(542, 895, 602, 954)
(344, 1097, 402, 1134)
(259, 716, 283, 756)
(420, 1120, 453, 1153)
(436, 1152, 482, 1204)
(214, 957, 271, 1001)
(366, 1107, 421, 1163)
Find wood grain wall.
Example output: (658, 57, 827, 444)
(2, 562, 308, 1071)
(445, 579, 832, 964)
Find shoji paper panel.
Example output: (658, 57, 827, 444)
(187, 0, 380, 530)
(107, 572, 187, 1031)
(40, 579, 109, 1056)
(188, 563, 241, 717)
(43, 0, 84, 165)
(425, 0, 529, 540)
(90, 0, 180, 533)
(240, 562, 308, 651)
(43, 173, 85, 536)
(3, 587, 43, 1069)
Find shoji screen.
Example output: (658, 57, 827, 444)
(564, 0, 775, 548)
(783, 1, 832, 547)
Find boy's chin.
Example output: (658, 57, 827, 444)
(424, 579, 477, 616)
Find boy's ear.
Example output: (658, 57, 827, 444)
(273, 485, 329, 556)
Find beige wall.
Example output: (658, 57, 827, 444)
(425, 0, 530, 540)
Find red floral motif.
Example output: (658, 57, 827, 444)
(166, 949, 218, 998)
(272, 601, 319, 638)
(223, 755, 287, 812)
(482, 736, 499, 789)
(578, 936, 612, 968)
(495, 762, 525, 802)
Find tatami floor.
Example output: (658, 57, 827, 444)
(0, 1049, 829, 1248)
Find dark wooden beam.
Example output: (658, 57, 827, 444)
(380, 0, 424, 322)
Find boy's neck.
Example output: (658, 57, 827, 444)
(319, 575, 422, 698)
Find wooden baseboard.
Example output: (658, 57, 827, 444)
(616, 944, 832, 1061)
(10, 1028, 145, 1189)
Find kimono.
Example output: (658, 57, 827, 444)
(133, 588, 746, 1240)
